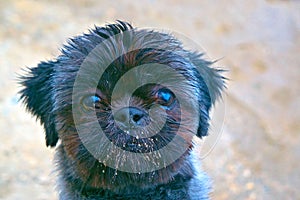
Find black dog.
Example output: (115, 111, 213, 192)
(19, 21, 225, 199)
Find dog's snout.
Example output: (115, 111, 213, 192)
(114, 107, 149, 128)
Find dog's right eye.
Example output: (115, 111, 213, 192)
(82, 95, 102, 110)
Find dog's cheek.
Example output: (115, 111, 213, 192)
(55, 114, 81, 159)
(62, 132, 81, 159)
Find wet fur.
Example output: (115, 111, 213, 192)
(19, 21, 225, 200)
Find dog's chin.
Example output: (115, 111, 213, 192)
(83, 150, 192, 190)
(65, 151, 193, 192)
(59, 121, 195, 191)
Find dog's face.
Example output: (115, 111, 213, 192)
(19, 21, 224, 189)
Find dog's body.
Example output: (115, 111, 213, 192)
(19, 21, 225, 200)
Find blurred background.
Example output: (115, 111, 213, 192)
(0, 0, 299, 199)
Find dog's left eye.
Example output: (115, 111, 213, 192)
(155, 88, 175, 107)
(82, 95, 102, 110)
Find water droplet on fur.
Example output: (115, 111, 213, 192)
(150, 171, 155, 179)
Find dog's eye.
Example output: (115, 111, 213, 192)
(156, 88, 175, 107)
(82, 95, 102, 110)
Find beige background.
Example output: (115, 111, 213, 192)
(0, 0, 299, 199)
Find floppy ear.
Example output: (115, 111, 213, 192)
(19, 61, 58, 147)
(189, 53, 226, 138)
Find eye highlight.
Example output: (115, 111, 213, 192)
(82, 95, 102, 110)
(155, 88, 175, 107)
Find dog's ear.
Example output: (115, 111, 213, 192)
(19, 61, 58, 147)
(189, 53, 226, 138)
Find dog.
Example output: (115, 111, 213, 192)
(19, 21, 225, 199)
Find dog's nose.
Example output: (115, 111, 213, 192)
(114, 107, 149, 128)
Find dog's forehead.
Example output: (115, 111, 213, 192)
(59, 28, 188, 68)
(53, 27, 202, 105)
(57, 26, 197, 78)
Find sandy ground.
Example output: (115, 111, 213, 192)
(0, 0, 299, 199)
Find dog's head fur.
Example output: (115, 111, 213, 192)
(19, 21, 225, 192)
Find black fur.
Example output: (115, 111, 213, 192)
(19, 21, 225, 200)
